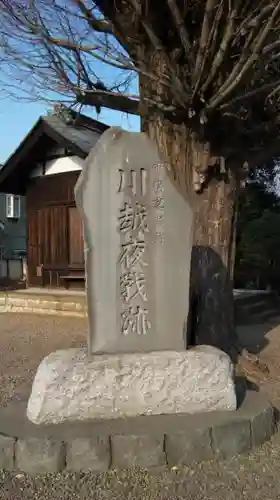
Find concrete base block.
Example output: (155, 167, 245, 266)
(0, 391, 275, 475)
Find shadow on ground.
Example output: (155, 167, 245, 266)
(236, 292, 280, 356)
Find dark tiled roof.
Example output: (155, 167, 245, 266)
(0, 110, 109, 194)
(42, 112, 108, 155)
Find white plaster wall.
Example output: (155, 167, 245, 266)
(30, 156, 84, 178)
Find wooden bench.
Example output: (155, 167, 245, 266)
(61, 275, 85, 290)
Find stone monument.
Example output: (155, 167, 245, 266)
(76, 127, 193, 354)
(27, 128, 236, 425)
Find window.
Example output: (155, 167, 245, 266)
(6, 195, 21, 219)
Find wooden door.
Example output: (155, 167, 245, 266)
(28, 206, 69, 287)
(42, 206, 68, 267)
(68, 206, 84, 265)
(41, 205, 68, 286)
(27, 209, 43, 286)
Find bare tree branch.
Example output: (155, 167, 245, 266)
(71, 0, 113, 34)
(0, 0, 280, 164)
(166, 0, 193, 68)
(208, 1, 280, 110)
(200, 0, 241, 96)
(194, 0, 218, 82)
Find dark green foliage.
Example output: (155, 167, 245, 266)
(235, 160, 280, 290)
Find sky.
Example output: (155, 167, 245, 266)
(0, 18, 142, 165)
(0, 97, 140, 164)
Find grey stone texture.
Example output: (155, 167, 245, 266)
(0, 434, 15, 470)
(165, 428, 213, 465)
(16, 438, 65, 475)
(211, 420, 251, 459)
(250, 403, 275, 447)
(111, 434, 165, 468)
(26, 345, 236, 425)
(66, 436, 110, 472)
(0, 391, 276, 475)
(74, 127, 194, 354)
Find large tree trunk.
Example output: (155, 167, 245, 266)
(139, 50, 241, 363)
(139, 53, 269, 383)
(142, 114, 239, 360)
(191, 173, 239, 361)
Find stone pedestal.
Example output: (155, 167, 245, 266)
(27, 345, 236, 425)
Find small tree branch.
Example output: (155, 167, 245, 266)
(193, 0, 217, 82)
(71, 0, 113, 34)
(201, 0, 242, 95)
(192, 0, 224, 99)
(76, 88, 140, 114)
(209, 5, 274, 106)
(263, 40, 280, 55)
(209, 2, 280, 111)
(166, 0, 193, 68)
(76, 88, 176, 116)
(128, 0, 188, 105)
(267, 82, 280, 100)
(219, 79, 280, 110)
(235, 4, 274, 40)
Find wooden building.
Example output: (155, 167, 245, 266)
(0, 109, 108, 289)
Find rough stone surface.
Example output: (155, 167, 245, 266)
(0, 434, 15, 470)
(111, 434, 165, 468)
(165, 428, 213, 465)
(16, 438, 65, 475)
(211, 420, 251, 459)
(74, 127, 194, 354)
(250, 404, 275, 447)
(66, 437, 110, 472)
(27, 345, 236, 425)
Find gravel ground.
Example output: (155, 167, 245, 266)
(1, 433, 280, 499)
(0, 313, 87, 408)
(1, 312, 280, 499)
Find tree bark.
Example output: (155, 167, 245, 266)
(191, 172, 239, 360)
(229, 199, 239, 282)
(142, 113, 240, 360)
(140, 53, 240, 361)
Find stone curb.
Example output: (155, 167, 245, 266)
(0, 392, 276, 475)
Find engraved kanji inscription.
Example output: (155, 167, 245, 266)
(117, 165, 151, 336)
(121, 306, 151, 336)
(128, 170, 137, 196)
(152, 196, 164, 209)
(120, 271, 148, 302)
(156, 213, 164, 223)
(152, 179, 164, 195)
(119, 202, 148, 234)
(152, 165, 165, 246)
(140, 168, 147, 196)
(117, 169, 125, 193)
(156, 232, 164, 244)
(117, 168, 148, 196)
(119, 235, 146, 270)
(152, 161, 168, 173)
